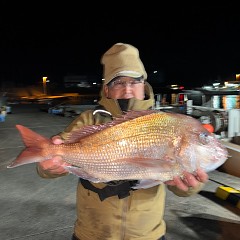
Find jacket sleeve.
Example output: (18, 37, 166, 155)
(167, 182, 205, 197)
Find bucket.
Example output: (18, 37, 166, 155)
(1, 110, 6, 116)
(222, 95, 240, 110)
(0, 114, 5, 122)
(211, 95, 220, 109)
(6, 106, 11, 113)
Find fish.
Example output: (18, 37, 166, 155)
(7, 110, 228, 185)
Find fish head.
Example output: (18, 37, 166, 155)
(194, 132, 228, 171)
(179, 118, 228, 173)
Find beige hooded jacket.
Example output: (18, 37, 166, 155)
(37, 43, 205, 239)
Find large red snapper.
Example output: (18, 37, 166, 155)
(7, 110, 228, 184)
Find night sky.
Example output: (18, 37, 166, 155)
(1, 4, 240, 89)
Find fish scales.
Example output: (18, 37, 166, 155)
(7, 110, 229, 184)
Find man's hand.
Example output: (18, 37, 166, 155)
(165, 168, 209, 191)
(37, 135, 69, 175)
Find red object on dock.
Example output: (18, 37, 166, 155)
(202, 123, 214, 133)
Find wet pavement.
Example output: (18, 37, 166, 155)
(0, 104, 239, 240)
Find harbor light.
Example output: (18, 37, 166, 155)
(43, 77, 48, 95)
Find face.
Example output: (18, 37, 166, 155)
(104, 76, 145, 100)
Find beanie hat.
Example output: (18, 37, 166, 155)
(101, 43, 147, 85)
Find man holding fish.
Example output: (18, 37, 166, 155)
(36, 43, 209, 240)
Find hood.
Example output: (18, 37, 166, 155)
(98, 82, 155, 117)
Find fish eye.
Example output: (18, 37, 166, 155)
(199, 132, 210, 145)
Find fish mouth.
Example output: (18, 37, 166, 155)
(206, 146, 228, 172)
(195, 139, 228, 172)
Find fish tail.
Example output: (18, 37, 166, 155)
(7, 125, 51, 168)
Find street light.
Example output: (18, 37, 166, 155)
(236, 74, 240, 81)
(43, 77, 47, 95)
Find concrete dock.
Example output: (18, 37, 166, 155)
(0, 104, 239, 240)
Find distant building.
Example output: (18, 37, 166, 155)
(63, 75, 102, 93)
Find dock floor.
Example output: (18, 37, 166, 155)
(0, 104, 239, 240)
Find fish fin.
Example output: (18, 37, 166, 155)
(7, 125, 51, 168)
(64, 124, 114, 143)
(7, 149, 45, 168)
(115, 109, 159, 120)
(64, 110, 159, 143)
(64, 166, 102, 182)
(119, 157, 180, 175)
(15, 125, 51, 147)
(121, 157, 174, 168)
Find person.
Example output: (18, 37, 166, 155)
(37, 43, 209, 240)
